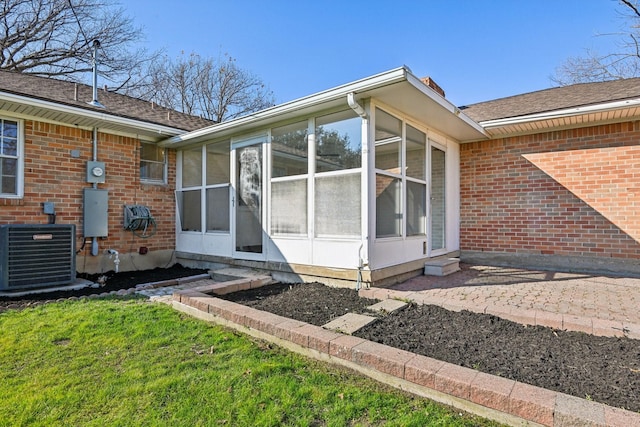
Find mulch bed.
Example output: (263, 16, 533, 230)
(221, 282, 640, 413)
(0, 264, 208, 308)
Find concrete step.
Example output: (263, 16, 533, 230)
(424, 258, 460, 276)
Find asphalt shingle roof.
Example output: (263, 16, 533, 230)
(6, 69, 640, 133)
(0, 70, 213, 131)
(460, 77, 640, 123)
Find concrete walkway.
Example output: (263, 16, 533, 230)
(360, 263, 640, 339)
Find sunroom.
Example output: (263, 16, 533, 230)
(161, 66, 487, 286)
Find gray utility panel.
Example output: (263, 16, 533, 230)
(83, 188, 108, 237)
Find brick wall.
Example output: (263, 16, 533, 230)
(0, 119, 176, 272)
(460, 121, 640, 260)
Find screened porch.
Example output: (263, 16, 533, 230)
(165, 67, 487, 285)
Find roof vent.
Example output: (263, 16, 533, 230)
(88, 40, 105, 109)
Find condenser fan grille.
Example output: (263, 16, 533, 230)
(0, 224, 76, 290)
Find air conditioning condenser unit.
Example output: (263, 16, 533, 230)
(0, 224, 76, 291)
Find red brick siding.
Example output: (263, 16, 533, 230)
(524, 145, 640, 243)
(0, 119, 176, 258)
(460, 122, 640, 259)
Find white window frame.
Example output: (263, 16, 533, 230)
(373, 106, 431, 241)
(140, 141, 167, 184)
(0, 117, 24, 199)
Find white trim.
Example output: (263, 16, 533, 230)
(404, 72, 487, 137)
(159, 66, 489, 148)
(232, 135, 268, 261)
(479, 98, 640, 128)
(0, 92, 187, 136)
(139, 141, 168, 185)
(0, 117, 24, 199)
(161, 67, 409, 147)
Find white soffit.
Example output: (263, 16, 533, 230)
(0, 92, 186, 140)
(479, 98, 640, 138)
(159, 66, 489, 148)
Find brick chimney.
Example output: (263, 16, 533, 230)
(420, 77, 445, 98)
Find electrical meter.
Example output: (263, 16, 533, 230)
(91, 165, 104, 177)
(86, 161, 106, 183)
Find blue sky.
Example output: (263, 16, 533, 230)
(126, 0, 627, 107)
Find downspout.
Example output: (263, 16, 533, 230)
(89, 40, 103, 256)
(347, 92, 367, 119)
(348, 93, 369, 290)
(90, 130, 100, 257)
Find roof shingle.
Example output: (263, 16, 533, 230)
(461, 78, 640, 123)
(0, 70, 213, 131)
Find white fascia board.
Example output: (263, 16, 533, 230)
(0, 91, 187, 136)
(159, 67, 412, 147)
(479, 98, 640, 128)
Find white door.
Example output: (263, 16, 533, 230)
(233, 137, 266, 260)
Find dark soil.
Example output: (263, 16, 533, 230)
(0, 264, 208, 308)
(222, 282, 379, 325)
(3, 268, 639, 413)
(222, 282, 640, 413)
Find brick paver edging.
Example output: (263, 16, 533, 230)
(170, 281, 640, 427)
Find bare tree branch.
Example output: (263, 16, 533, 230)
(621, 0, 640, 17)
(552, 0, 640, 85)
(138, 53, 275, 122)
(0, 0, 159, 91)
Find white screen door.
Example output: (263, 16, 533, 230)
(234, 138, 265, 258)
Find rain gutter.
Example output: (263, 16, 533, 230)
(479, 98, 640, 129)
(0, 91, 186, 136)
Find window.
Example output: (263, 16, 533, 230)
(206, 141, 230, 186)
(272, 121, 308, 178)
(374, 109, 402, 173)
(140, 142, 166, 183)
(406, 180, 426, 236)
(314, 110, 362, 237)
(315, 110, 361, 173)
(271, 121, 308, 235)
(0, 119, 20, 196)
(376, 175, 402, 238)
(206, 187, 229, 232)
(315, 172, 361, 237)
(406, 125, 426, 181)
(374, 108, 428, 239)
(177, 146, 203, 232)
(375, 108, 403, 238)
(182, 146, 202, 188)
(206, 141, 230, 232)
(272, 179, 307, 235)
(177, 190, 201, 232)
(177, 141, 231, 234)
(406, 125, 427, 236)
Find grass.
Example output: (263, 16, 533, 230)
(0, 298, 502, 426)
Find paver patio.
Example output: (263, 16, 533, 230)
(361, 263, 640, 339)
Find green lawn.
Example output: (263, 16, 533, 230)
(0, 298, 501, 426)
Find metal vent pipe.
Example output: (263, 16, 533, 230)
(88, 40, 105, 109)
